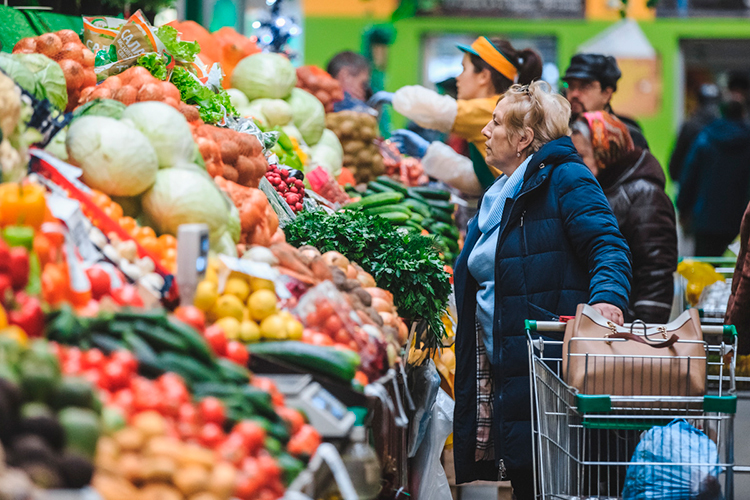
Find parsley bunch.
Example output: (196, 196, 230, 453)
(284, 209, 451, 348)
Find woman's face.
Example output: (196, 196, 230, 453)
(456, 54, 490, 100)
(571, 132, 599, 176)
(482, 98, 521, 173)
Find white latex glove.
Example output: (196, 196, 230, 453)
(422, 142, 484, 197)
(392, 86, 458, 134)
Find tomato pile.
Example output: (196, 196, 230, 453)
(265, 164, 305, 213)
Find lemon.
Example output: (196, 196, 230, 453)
(211, 294, 245, 321)
(249, 276, 275, 292)
(224, 277, 251, 302)
(286, 318, 303, 340)
(240, 320, 261, 343)
(216, 317, 241, 340)
(204, 266, 219, 286)
(260, 314, 287, 340)
(194, 281, 218, 312)
(247, 289, 277, 322)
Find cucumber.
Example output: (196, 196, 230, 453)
(166, 318, 215, 364)
(133, 322, 189, 354)
(362, 189, 376, 197)
(366, 181, 393, 194)
(401, 199, 431, 218)
(106, 320, 136, 338)
(424, 198, 456, 212)
(123, 330, 163, 378)
(430, 208, 454, 224)
(432, 221, 460, 239)
(378, 212, 410, 224)
(403, 219, 424, 232)
(216, 357, 251, 384)
(365, 204, 412, 216)
(113, 308, 168, 326)
(192, 382, 241, 398)
(376, 176, 409, 195)
(409, 186, 451, 201)
(406, 189, 429, 203)
(90, 334, 126, 355)
(438, 236, 459, 253)
(409, 212, 424, 224)
(159, 352, 220, 385)
(345, 191, 404, 211)
(248, 341, 359, 382)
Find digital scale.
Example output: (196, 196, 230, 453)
(264, 374, 356, 438)
(176, 224, 210, 306)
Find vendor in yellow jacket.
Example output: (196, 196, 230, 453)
(370, 37, 542, 195)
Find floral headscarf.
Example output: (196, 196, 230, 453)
(580, 111, 634, 171)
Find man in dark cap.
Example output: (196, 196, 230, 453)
(668, 83, 721, 182)
(562, 53, 648, 149)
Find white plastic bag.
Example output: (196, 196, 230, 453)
(392, 86, 458, 134)
(407, 359, 441, 457)
(409, 389, 454, 500)
(421, 142, 484, 196)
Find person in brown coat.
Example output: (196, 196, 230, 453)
(726, 202, 750, 354)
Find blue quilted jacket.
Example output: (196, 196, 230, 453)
(453, 137, 632, 482)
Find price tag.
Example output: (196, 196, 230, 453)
(46, 192, 100, 264)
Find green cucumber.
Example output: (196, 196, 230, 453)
(378, 212, 411, 224)
(376, 176, 409, 195)
(366, 181, 393, 193)
(113, 308, 168, 326)
(192, 382, 241, 398)
(90, 334, 126, 355)
(362, 189, 376, 197)
(409, 186, 451, 200)
(123, 331, 163, 378)
(409, 212, 424, 224)
(431, 221, 460, 239)
(424, 198, 456, 212)
(158, 352, 220, 385)
(438, 236, 459, 253)
(166, 318, 215, 364)
(216, 357, 251, 384)
(248, 341, 359, 382)
(133, 322, 188, 354)
(365, 204, 412, 216)
(345, 191, 404, 211)
(401, 199, 431, 218)
(106, 320, 136, 338)
(430, 208, 454, 224)
(403, 220, 424, 232)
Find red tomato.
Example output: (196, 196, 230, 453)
(102, 361, 129, 391)
(334, 328, 351, 344)
(178, 403, 198, 424)
(110, 284, 144, 307)
(82, 368, 102, 388)
(198, 397, 226, 426)
(233, 421, 266, 453)
(287, 424, 322, 457)
(256, 454, 281, 481)
(110, 350, 138, 374)
(177, 421, 197, 440)
(85, 266, 111, 300)
(199, 422, 225, 448)
(174, 306, 206, 332)
(275, 407, 304, 434)
(82, 349, 105, 370)
(111, 389, 134, 416)
(225, 341, 249, 366)
(62, 358, 82, 376)
(324, 315, 343, 335)
(310, 332, 334, 346)
(132, 380, 161, 413)
(234, 470, 264, 500)
(316, 301, 334, 320)
(216, 432, 248, 465)
(204, 324, 228, 356)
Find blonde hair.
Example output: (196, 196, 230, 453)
(500, 81, 571, 155)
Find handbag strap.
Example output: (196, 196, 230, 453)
(604, 320, 679, 348)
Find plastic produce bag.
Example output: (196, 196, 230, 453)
(677, 260, 724, 306)
(409, 389, 454, 500)
(623, 419, 722, 500)
(407, 359, 441, 457)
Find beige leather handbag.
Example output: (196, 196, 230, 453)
(562, 304, 706, 399)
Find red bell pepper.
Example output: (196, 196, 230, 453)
(9, 246, 29, 291)
(8, 292, 44, 337)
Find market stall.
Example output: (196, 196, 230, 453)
(0, 8, 460, 500)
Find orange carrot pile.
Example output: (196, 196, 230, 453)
(295, 66, 344, 113)
(14, 30, 96, 112)
(79, 66, 182, 108)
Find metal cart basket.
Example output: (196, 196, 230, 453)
(526, 319, 738, 499)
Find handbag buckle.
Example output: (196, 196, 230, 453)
(605, 321, 618, 345)
(658, 326, 668, 339)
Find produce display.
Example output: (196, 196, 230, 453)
(295, 65, 344, 113)
(326, 111, 383, 183)
(264, 164, 306, 213)
(191, 123, 268, 188)
(79, 66, 182, 108)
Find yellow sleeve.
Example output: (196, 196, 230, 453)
(451, 96, 498, 146)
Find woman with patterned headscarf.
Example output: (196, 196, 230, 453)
(571, 111, 678, 323)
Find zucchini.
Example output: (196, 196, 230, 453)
(376, 176, 409, 195)
(133, 322, 189, 354)
(159, 352, 220, 385)
(248, 341, 359, 382)
(401, 199, 431, 218)
(345, 191, 404, 211)
(166, 318, 215, 364)
(216, 357, 251, 384)
(365, 204, 412, 216)
(366, 181, 393, 194)
(409, 186, 451, 201)
(378, 212, 410, 224)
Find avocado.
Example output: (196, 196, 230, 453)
(19, 403, 65, 451)
(51, 377, 95, 410)
(58, 452, 94, 489)
(101, 406, 126, 435)
(8, 434, 56, 466)
(0, 390, 19, 446)
(57, 407, 100, 460)
(19, 357, 60, 403)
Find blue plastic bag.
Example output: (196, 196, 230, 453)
(623, 419, 722, 500)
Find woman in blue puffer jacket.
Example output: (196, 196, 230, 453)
(452, 81, 632, 500)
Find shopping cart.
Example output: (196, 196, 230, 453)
(526, 319, 738, 499)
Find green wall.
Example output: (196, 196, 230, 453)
(305, 16, 750, 169)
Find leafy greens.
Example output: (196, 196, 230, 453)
(169, 67, 237, 124)
(156, 25, 200, 63)
(284, 209, 451, 347)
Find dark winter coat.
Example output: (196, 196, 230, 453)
(668, 106, 720, 182)
(727, 202, 750, 355)
(453, 137, 632, 483)
(600, 149, 678, 323)
(677, 119, 750, 236)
